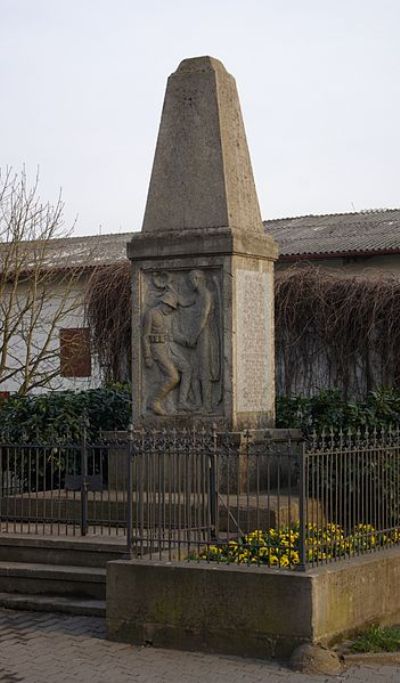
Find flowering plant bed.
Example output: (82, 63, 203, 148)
(199, 523, 400, 568)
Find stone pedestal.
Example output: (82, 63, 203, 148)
(127, 56, 278, 430)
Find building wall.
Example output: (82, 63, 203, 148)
(0, 273, 102, 394)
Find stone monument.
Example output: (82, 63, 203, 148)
(127, 56, 278, 429)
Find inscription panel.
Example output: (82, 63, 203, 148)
(236, 269, 272, 413)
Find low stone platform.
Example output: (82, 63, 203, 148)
(107, 546, 400, 659)
(0, 490, 324, 534)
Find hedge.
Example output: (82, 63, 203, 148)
(0, 386, 399, 443)
(0, 385, 132, 442)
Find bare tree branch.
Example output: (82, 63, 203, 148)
(0, 168, 96, 394)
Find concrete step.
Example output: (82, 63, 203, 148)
(0, 535, 127, 568)
(0, 561, 106, 600)
(0, 592, 105, 617)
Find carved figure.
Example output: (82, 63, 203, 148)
(152, 271, 171, 290)
(186, 269, 220, 413)
(142, 291, 192, 415)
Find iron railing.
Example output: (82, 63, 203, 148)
(303, 426, 400, 567)
(129, 427, 305, 566)
(0, 425, 400, 569)
(128, 425, 400, 570)
(0, 430, 130, 540)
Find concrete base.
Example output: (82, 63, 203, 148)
(106, 547, 400, 659)
(107, 560, 310, 658)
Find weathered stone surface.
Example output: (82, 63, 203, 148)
(140, 267, 223, 417)
(107, 547, 400, 660)
(141, 56, 263, 235)
(130, 251, 276, 428)
(126, 226, 278, 262)
(128, 56, 278, 428)
(235, 267, 274, 414)
(313, 545, 400, 643)
(107, 560, 313, 659)
(289, 643, 343, 675)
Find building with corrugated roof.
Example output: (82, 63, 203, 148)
(37, 208, 400, 273)
(1, 209, 399, 394)
(265, 208, 400, 273)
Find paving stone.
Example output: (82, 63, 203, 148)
(0, 609, 397, 681)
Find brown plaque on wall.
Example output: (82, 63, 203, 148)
(59, 328, 91, 378)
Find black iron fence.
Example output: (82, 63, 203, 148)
(0, 430, 130, 539)
(128, 425, 400, 569)
(302, 426, 400, 568)
(0, 425, 400, 569)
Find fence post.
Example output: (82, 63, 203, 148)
(126, 423, 133, 556)
(210, 424, 219, 540)
(298, 441, 307, 570)
(81, 418, 89, 537)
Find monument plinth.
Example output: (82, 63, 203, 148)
(128, 56, 278, 429)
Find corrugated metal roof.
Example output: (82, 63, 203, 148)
(42, 232, 131, 268)
(0, 232, 131, 271)
(4, 209, 400, 269)
(264, 208, 400, 258)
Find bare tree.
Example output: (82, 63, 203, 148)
(0, 167, 94, 394)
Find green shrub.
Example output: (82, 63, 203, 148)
(0, 384, 132, 443)
(1, 385, 400, 444)
(276, 388, 400, 435)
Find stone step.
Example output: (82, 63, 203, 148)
(0, 535, 127, 568)
(0, 561, 106, 600)
(0, 592, 105, 617)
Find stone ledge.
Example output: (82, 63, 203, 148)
(127, 227, 278, 262)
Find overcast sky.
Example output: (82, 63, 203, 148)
(1, 0, 399, 236)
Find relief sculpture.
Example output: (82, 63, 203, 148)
(141, 269, 222, 416)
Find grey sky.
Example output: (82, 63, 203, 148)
(1, 0, 399, 236)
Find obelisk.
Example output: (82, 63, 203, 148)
(127, 56, 278, 429)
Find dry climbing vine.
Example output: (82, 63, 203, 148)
(85, 261, 131, 383)
(275, 265, 400, 398)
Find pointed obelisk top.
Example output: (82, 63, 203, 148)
(141, 56, 264, 234)
(176, 55, 227, 74)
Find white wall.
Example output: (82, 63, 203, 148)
(0, 273, 103, 394)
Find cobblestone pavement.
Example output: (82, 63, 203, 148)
(0, 609, 398, 682)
